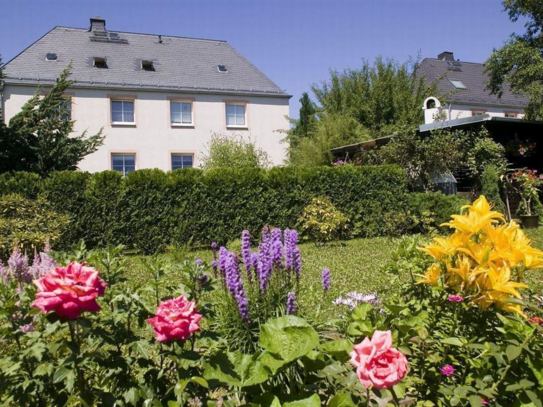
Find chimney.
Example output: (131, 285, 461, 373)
(90, 16, 106, 32)
(438, 51, 454, 61)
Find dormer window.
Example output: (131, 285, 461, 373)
(141, 60, 155, 71)
(449, 79, 467, 90)
(45, 53, 57, 61)
(217, 64, 228, 73)
(93, 57, 108, 68)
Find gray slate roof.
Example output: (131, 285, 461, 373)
(2, 22, 289, 98)
(418, 58, 528, 108)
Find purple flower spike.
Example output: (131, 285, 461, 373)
(287, 291, 297, 315)
(322, 268, 330, 292)
(441, 365, 455, 376)
(195, 258, 203, 267)
(241, 230, 252, 273)
(293, 247, 301, 277)
(219, 247, 228, 278)
(29, 250, 56, 279)
(224, 251, 250, 323)
(250, 252, 259, 283)
(0, 261, 8, 284)
(8, 248, 31, 285)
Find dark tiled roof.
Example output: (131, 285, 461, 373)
(2, 24, 289, 97)
(418, 58, 528, 108)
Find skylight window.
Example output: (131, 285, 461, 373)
(93, 57, 108, 69)
(449, 79, 467, 90)
(141, 60, 155, 71)
(45, 53, 57, 61)
(217, 64, 228, 73)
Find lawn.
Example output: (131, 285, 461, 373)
(124, 226, 543, 322)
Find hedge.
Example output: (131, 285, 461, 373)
(0, 166, 409, 254)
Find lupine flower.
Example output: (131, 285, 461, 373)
(29, 250, 56, 279)
(211, 260, 218, 277)
(272, 239, 283, 267)
(32, 262, 107, 319)
(197, 272, 209, 287)
(286, 291, 297, 314)
(448, 295, 463, 303)
(292, 247, 301, 277)
(211, 242, 218, 253)
(195, 258, 203, 266)
(284, 228, 293, 269)
(20, 322, 34, 334)
(241, 230, 252, 273)
(290, 229, 298, 246)
(225, 251, 250, 322)
(322, 268, 331, 292)
(441, 364, 455, 376)
(147, 295, 202, 342)
(258, 240, 273, 292)
(8, 248, 31, 285)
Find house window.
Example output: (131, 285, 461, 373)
(226, 103, 246, 127)
(93, 57, 107, 69)
(171, 153, 194, 170)
(505, 112, 517, 118)
(111, 100, 135, 123)
(449, 79, 467, 90)
(59, 98, 72, 120)
(472, 111, 486, 117)
(111, 154, 136, 176)
(170, 102, 193, 125)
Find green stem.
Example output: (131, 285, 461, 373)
(366, 387, 371, 407)
(68, 321, 85, 397)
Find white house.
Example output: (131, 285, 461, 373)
(419, 51, 528, 125)
(0, 17, 290, 173)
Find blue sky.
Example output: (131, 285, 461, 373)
(0, 0, 525, 118)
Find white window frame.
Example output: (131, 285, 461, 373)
(225, 102, 247, 128)
(170, 101, 193, 126)
(471, 110, 486, 117)
(171, 153, 195, 170)
(111, 153, 137, 176)
(110, 99, 136, 125)
(449, 79, 468, 90)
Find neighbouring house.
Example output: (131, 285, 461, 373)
(0, 17, 290, 173)
(419, 51, 528, 124)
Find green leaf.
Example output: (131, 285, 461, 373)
(203, 351, 269, 387)
(53, 366, 71, 383)
(283, 394, 321, 407)
(320, 339, 353, 362)
(259, 315, 319, 364)
(441, 337, 464, 347)
(506, 345, 522, 362)
(328, 392, 356, 407)
(251, 394, 282, 407)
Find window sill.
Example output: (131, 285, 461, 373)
(111, 122, 137, 127)
(171, 124, 195, 128)
(226, 126, 249, 130)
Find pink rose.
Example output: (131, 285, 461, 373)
(32, 262, 106, 319)
(350, 330, 408, 389)
(147, 295, 202, 342)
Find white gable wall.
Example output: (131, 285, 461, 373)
(2, 85, 290, 171)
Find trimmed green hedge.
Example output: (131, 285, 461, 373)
(0, 166, 409, 254)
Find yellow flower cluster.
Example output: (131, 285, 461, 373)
(418, 196, 543, 317)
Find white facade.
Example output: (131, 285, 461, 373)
(422, 96, 525, 125)
(2, 84, 290, 171)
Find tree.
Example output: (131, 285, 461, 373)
(199, 133, 272, 170)
(0, 65, 104, 176)
(485, 0, 543, 119)
(286, 56, 439, 166)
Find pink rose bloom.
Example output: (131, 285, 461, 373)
(147, 295, 202, 342)
(350, 330, 408, 389)
(32, 262, 106, 319)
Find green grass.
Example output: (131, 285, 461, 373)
(123, 227, 543, 322)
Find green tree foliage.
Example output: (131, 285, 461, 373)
(0, 65, 104, 176)
(200, 132, 272, 170)
(288, 57, 439, 165)
(485, 0, 543, 119)
(289, 92, 317, 149)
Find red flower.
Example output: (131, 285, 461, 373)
(147, 295, 202, 342)
(32, 262, 106, 319)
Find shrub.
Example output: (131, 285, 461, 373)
(480, 165, 506, 213)
(407, 192, 468, 233)
(299, 197, 348, 244)
(199, 132, 272, 170)
(0, 166, 409, 253)
(0, 194, 69, 257)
